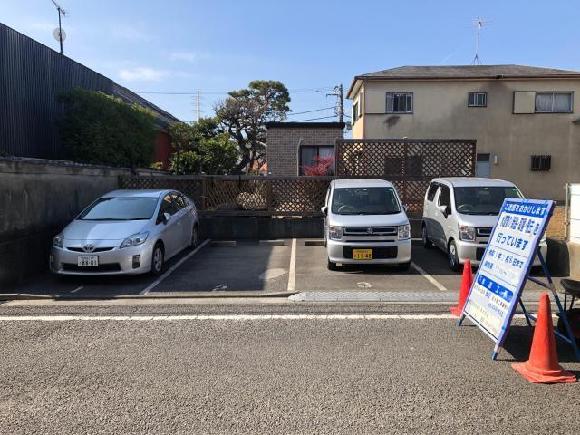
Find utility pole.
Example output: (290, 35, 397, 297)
(51, 0, 66, 54)
(192, 91, 201, 122)
(326, 84, 344, 123)
(196, 90, 201, 122)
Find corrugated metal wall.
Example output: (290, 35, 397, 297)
(0, 24, 178, 159)
(0, 23, 114, 158)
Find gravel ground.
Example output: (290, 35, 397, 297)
(0, 307, 578, 434)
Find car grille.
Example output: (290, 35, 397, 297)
(344, 227, 397, 236)
(476, 227, 493, 237)
(343, 246, 398, 259)
(476, 247, 486, 260)
(67, 247, 115, 253)
(62, 263, 122, 272)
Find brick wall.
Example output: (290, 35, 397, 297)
(266, 125, 344, 176)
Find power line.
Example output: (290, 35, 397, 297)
(287, 106, 335, 116)
(302, 115, 339, 121)
(135, 87, 334, 95)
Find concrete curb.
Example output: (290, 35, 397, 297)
(0, 291, 298, 302)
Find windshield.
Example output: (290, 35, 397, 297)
(331, 187, 401, 215)
(454, 186, 522, 215)
(78, 197, 159, 220)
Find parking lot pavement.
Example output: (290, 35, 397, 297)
(151, 241, 291, 293)
(1, 239, 564, 298)
(0, 306, 578, 433)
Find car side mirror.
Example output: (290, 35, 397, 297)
(321, 206, 328, 216)
(403, 204, 409, 212)
(162, 212, 171, 224)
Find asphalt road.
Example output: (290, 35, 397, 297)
(3, 239, 562, 299)
(0, 302, 578, 434)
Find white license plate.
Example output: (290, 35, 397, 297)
(77, 255, 99, 267)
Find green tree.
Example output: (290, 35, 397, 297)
(59, 89, 156, 167)
(215, 80, 290, 174)
(197, 133, 238, 175)
(168, 119, 238, 175)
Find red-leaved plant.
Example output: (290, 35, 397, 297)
(302, 155, 334, 176)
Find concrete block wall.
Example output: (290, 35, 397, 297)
(266, 123, 344, 176)
(0, 159, 132, 286)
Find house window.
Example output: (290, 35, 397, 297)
(531, 155, 551, 171)
(468, 92, 487, 107)
(353, 101, 359, 121)
(386, 92, 413, 113)
(535, 92, 573, 113)
(299, 145, 334, 176)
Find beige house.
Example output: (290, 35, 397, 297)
(347, 65, 580, 201)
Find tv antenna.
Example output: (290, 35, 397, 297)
(51, 0, 67, 54)
(472, 17, 489, 65)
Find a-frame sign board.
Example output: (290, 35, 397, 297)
(458, 198, 580, 361)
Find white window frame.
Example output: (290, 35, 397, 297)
(534, 92, 573, 113)
(468, 92, 487, 107)
(386, 92, 413, 114)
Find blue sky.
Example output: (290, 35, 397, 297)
(3, 0, 580, 122)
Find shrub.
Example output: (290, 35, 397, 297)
(59, 89, 157, 167)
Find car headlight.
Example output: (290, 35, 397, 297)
(120, 232, 149, 248)
(459, 226, 476, 242)
(398, 224, 411, 240)
(328, 226, 343, 241)
(53, 234, 63, 248)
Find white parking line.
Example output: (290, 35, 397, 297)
(139, 239, 210, 295)
(287, 238, 296, 292)
(70, 286, 83, 294)
(0, 313, 541, 322)
(411, 262, 448, 292)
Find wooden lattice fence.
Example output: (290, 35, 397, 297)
(120, 176, 333, 216)
(335, 139, 476, 214)
(120, 139, 476, 217)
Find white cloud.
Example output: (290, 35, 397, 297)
(111, 25, 152, 42)
(169, 51, 197, 63)
(118, 67, 195, 82)
(119, 67, 169, 82)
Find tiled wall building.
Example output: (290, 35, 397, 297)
(265, 122, 345, 176)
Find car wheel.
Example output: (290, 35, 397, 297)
(151, 243, 164, 276)
(327, 258, 338, 271)
(422, 225, 432, 248)
(448, 240, 460, 272)
(190, 225, 199, 248)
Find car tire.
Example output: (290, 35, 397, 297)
(150, 243, 164, 276)
(190, 224, 199, 248)
(448, 240, 460, 272)
(327, 258, 338, 271)
(422, 225, 433, 249)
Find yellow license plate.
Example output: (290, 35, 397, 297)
(353, 249, 373, 260)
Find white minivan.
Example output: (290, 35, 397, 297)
(421, 177, 547, 271)
(323, 179, 412, 270)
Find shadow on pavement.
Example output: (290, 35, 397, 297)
(500, 325, 579, 364)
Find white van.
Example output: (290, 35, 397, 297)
(421, 177, 547, 271)
(323, 179, 412, 270)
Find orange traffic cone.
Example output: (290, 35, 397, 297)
(450, 260, 473, 317)
(512, 293, 576, 383)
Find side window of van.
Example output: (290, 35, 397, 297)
(427, 183, 439, 202)
(438, 185, 451, 211)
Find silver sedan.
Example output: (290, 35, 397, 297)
(50, 189, 199, 276)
